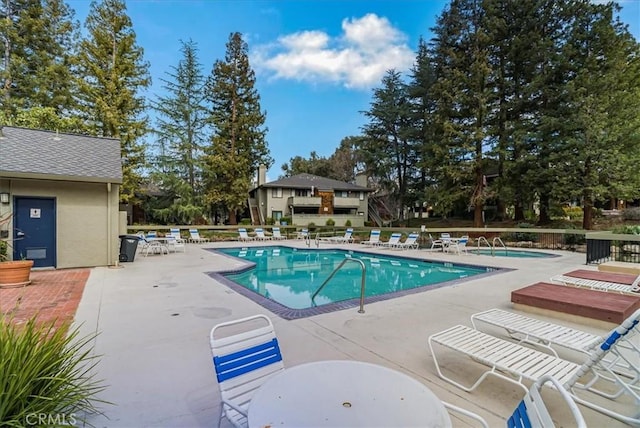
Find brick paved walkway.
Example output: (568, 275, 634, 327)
(0, 268, 89, 327)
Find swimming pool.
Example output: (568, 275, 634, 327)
(210, 246, 503, 319)
(468, 248, 557, 258)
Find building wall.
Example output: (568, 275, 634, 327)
(255, 184, 370, 226)
(2, 179, 120, 268)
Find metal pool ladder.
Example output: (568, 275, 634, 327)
(477, 236, 494, 256)
(311, 258, 367, 314)
(306, 233, 320, 248)
(493, 237, 507, 255)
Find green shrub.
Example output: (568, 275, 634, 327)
(622, 207, 640, 221)
(563, 206, 583, 220)
(503, 223, 538, 242)
(563, 233, 586, 247)
(280, 216, 291, 225)
(612, 225, 640, 235)
(345, 219, 352, 227)
(325, 218, 335, 226)
(0, 240, 7, 261)
(239, 218, 252, 225)
(0, 316, 108, 425)
(265, 217, 275, 225)
(307, 222, 316, 232)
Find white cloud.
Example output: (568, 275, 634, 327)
(251, 13, 415, 90)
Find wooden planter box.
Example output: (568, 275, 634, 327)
(0, 260, 34, 288)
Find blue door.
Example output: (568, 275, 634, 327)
(13, 197, 56, 268)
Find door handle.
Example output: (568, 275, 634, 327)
(16, 231, 25, 237)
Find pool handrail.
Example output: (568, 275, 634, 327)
(493, 237, 507, 255)
(476, 236, 493, 256)
(311, 258, 367, 314)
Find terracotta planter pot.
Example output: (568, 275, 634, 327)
(0, 259, 34, 288)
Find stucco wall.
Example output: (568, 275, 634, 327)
(6, 179, 120, 268)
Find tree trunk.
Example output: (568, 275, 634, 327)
(514, 201, 525, 222)
(474, 205, 483, 227)
(582, 199, 594, 230)
(538, 193, 551, 225)
(496, 199, 506, 221)
(229, 210, 238, 225)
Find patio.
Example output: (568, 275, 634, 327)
(20, 241, 637, 426)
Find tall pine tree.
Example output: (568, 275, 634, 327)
(1, 0, 79, 119)
(203, 32, 272, 225)
(359, 70, 415, 222)
(75, 0, 150, 203)
(430, 0, 492, 225)
(150, 39, 208, 224)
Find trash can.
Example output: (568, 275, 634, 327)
(119, 235, 140, 262)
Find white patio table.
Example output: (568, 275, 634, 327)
(248, 360, 452, 428)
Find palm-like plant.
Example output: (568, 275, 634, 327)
(0, 315, 108, 426)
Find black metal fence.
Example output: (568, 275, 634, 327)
(586, 236, 640, 264)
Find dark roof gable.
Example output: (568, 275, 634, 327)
(261, 173, 370, 192)
(0, 126, 122, 183)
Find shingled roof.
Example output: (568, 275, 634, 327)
(0, 126, 122, 183)
(260, 173, 370, 191)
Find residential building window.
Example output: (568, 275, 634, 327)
(295, 189, 308, 197)
(272, 188, 282, 198)
(272, 210, 282, 220)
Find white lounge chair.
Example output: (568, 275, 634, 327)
(254, 228, 272, 240)
(320, 228, 354, 244)
(428, 309, 640, 425)
(360, 229, 381, 246)
(378, 232, 402, 248)
(470, 308, 638, 379)
(210, 314, 285, 428)
(550, 273, 640, 294)
(168, 228, 187, 252)
(166, 236, 186, 253)
(471, 308, 602, 357)
(169, 228, 183, 240)
(296, 228, 309, 240)
(394, 232, 419, 250)
(140, 236, 169, 256)
(430, 233, 451, 251)
(272, 227, 287, 240)
(189, 229, 210, 243)
(446, 235, 469, 254)
(238, 228, 255, 242)
(507, 374, 586, 428)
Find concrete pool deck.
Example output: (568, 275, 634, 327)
(75, 240, 635, 427)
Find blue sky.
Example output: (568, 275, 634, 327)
(67, 0, 640, 181)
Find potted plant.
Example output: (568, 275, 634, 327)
(0, 213, 33, 288)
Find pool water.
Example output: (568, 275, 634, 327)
(214, 247, 498, 312)
(468, 248, 556, 258)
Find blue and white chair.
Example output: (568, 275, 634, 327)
(210, 314, 284, 428)
(272, 227, 287, 240)
(237, 228, 255, 242)
(189, 228, 210, 243)
(507, 375, 586, 428)
(378, 232, 402, 248)
(394, 232, 420, 250)
(361, 229, 381, 246)
(254, 228, 272, 240)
